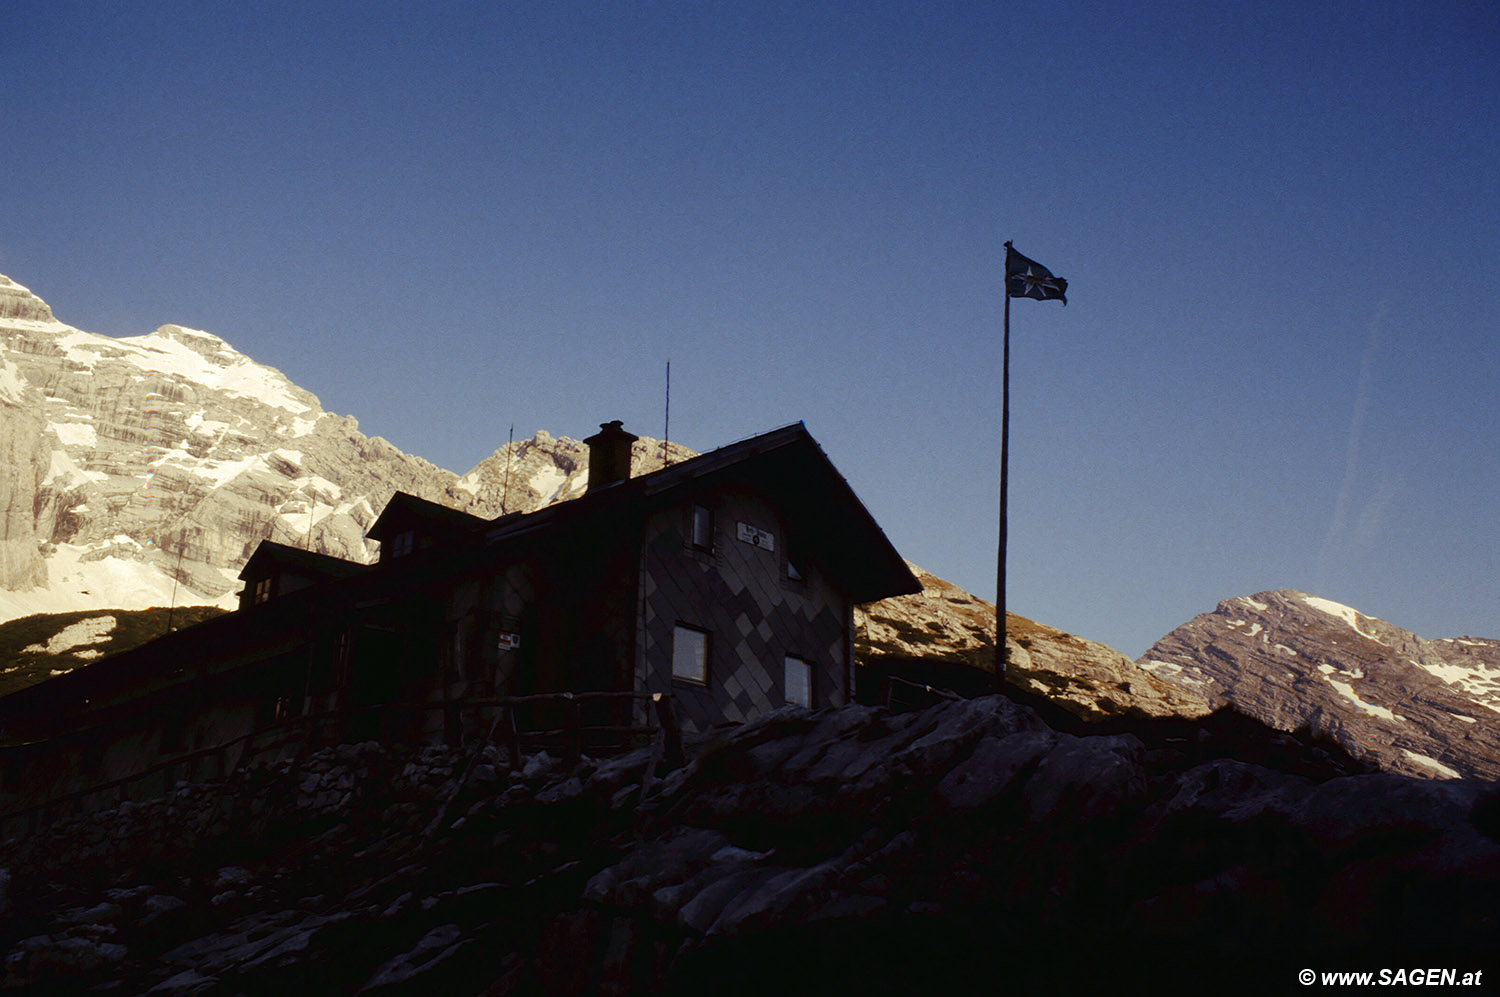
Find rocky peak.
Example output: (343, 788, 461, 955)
(0, 283, 455, 619)
(0, 274, 708, 624)
(0, 276, 57, 324)
(1140, 589, 1500, 779)
(130, 324, 236, 359)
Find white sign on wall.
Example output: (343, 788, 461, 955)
(497, 632, 522, 651)
(736, 522, 775, 552)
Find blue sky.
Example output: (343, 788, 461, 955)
(4, 1, 1497, 656)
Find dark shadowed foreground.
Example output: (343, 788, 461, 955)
(3, 695, 1496, 995)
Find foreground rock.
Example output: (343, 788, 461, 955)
(3, 696, 1495, 994)
(1141, 590, 1500, 780)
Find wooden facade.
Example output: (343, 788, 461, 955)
(0, 422, 919, 824)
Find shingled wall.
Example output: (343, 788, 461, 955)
(635, 487, 849, 733)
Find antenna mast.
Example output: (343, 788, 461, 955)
(663, 358, 671, 466)
(305, 487, 315, 550)
(165, 539, 185, 635)
(501, 423, 515, 512)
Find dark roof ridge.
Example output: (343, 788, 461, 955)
(238, 540, 369, 580)
(477, 421, 812, 541)
(368, 490, 490, 542)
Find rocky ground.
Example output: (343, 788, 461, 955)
(3, 694, 1496, 995)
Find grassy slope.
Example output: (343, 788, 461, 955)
(0, 606, 228, 697)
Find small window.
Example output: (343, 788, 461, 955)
(389, 530, 416, 559)
(672, 624, 709, 685)
(786, 539, 806, 582)
(784, 656, 813, 708)
(252, 575, 275, 605)
(690, 504, 714, 550)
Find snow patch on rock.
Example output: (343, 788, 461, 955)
(22, 615, 117, 655)
(1300, 595, 1384, 643)
(1322, 677, 1401, 722)
(1137, 659, 1213, 690)
(116, 325, 314, 415)
(52, 421, 99, 447)
(0, 544, 239, 622)
(1400, 749, 1461, 779)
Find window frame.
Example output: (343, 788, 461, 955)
(785, 536, 807, 583)
(689, 503, 714, 551)
(671, 623, 710, 686)
(784, 654, 813, 708)
(388, 529, 416, 560)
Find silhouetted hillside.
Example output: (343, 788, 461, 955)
(0, 607, 226, 696)
(3, 696, 1494, 994)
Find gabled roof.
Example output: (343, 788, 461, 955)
(237, 423, 917, 603)
(238, 540, 369, 582)
(367, 492, 490, 544)
(479, 422, 921, 603)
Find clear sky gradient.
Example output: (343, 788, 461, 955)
(5, 1, 1497, 656)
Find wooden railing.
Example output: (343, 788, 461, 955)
(885, 674, 960, 711)
(0, 691, 683, 842)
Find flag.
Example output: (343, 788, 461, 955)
(1005, 243, 1067, 304)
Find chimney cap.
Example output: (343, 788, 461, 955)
(585, 419, 639, 442)
(583, 419, 639, 489)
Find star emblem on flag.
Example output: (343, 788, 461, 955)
(1005, 243, 1067, 304)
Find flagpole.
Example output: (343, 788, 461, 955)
(996, 242, 1011, 691)
(995, 240, 1066, 691)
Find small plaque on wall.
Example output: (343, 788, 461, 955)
(736, 522, 775, 552)
(497, 632, 522, 651)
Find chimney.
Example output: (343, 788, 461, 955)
(584, 420, 638, 491)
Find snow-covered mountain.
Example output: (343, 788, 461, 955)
(1140, 590, 1500, 780)
(0, 275, 689, 623)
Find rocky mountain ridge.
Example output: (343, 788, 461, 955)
(0, 275, 687, 624)
(1140, 590, 1500, 780)
(857, 579, 1500, 781)
(854, 564, 1213, 720)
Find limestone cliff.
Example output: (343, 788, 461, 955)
(0, 353, 48, 592)
(0, 276, 677, 622)
(0, 277, 55, 323)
